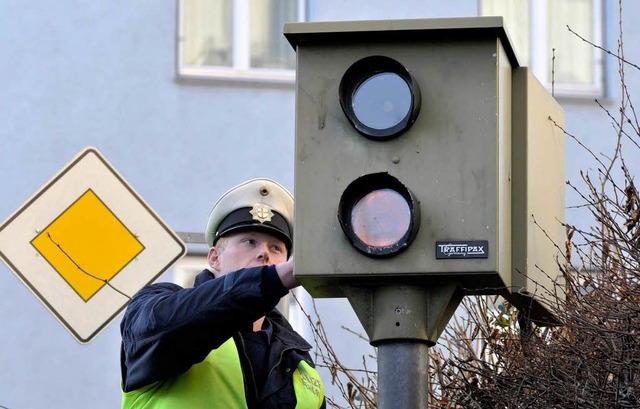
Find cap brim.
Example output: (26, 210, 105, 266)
(215, 224, 292, 255)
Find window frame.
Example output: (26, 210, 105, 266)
(176, 0, 306, 85)
(480, 0, 605, 98)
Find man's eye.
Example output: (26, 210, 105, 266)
(242, 238, 256, 246)
(270, 245, 282, 254)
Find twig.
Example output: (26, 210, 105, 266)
(46, 232, 131, 300)
(566, 25, 640, 71)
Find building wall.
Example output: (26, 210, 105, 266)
(0, 1, 637, 407)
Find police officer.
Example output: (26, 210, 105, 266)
(120, 178, 325, 409)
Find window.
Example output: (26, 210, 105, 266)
(481, 0, 604, 97)
(177, 0, 306, 84)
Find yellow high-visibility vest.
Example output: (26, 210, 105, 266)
(121, 338, 324, 409)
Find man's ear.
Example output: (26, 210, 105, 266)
(207, 246, 221, 274)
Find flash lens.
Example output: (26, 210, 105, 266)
(351, 188, 411, 247)
(338, 173, 420, 257)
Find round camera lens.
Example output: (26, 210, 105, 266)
(352, 72, 412, 131)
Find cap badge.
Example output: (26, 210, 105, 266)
(250, 203, 274, 224)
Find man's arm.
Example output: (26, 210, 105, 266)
(275, 258, 299, 289)
(120, 264, 289, 391)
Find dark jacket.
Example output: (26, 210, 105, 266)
(120, 265, 325, 408)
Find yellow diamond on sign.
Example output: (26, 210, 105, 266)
(31, 189, 144, 301)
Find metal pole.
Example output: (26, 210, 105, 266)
(343, 283, 461, 408)
(378, 340, 430, 409)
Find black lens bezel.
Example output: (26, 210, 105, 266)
(339, 55, 421, 141)
(338, 173, 420, 258)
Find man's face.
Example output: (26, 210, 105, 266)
(208, 230, 288, 277)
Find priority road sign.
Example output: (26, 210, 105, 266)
(0, 147, 186, 343)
